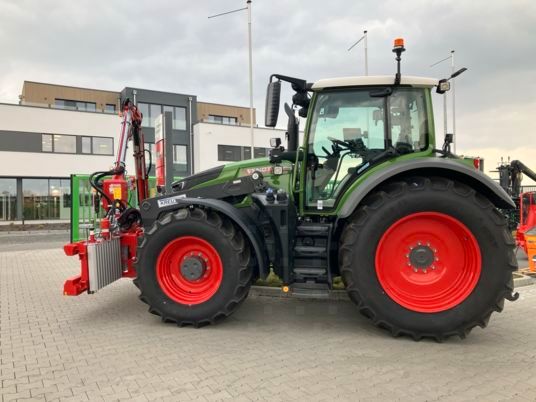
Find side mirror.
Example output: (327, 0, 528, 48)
(265, 80, 281, 127)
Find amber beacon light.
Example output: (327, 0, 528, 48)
(393, 38, 405, 50)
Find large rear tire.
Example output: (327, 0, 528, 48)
(135, 207, 253, 327)
(340, 176, 518, 341)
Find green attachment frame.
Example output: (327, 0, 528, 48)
(69, 174, 180, 242)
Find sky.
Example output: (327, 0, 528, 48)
(0, 0, 534, 180)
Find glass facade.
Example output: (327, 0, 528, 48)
(149, 104, 161, 128)
(22, 178, 71, 220)
(0, 179, 17, 221)
(164, 105, 187, 130)
(139, 102, 186, 130)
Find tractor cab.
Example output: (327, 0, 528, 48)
(304, 76, 434, 210)
(266, 74, 438, 213)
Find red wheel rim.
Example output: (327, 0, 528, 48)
(156, 236, 223, 305)
(375, 212, 481, 313)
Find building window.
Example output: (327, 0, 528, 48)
(105, 104, 116, 114)
(92, 137, 114, 155)
(208, 115, 238, 125)
(42, 134, 112, 155)
(144, 142, 155, 174)
(218, 145, 270, 161)
(218, 145, 241, 161)
(81, 137, 92, 154)
(144, 142, 155, 157)
(149, 104, 162, 128)
(0, 178, 17, 221)
(55, 99, 97, 112)
(53, 135, 76, 153)
(163, 106, 187, 130)
(138, 103, 149, 126)
(22, 178, 70, 220)
(173, 145, 188, 173)
(243, 147, 270, 159)
(42, 134, 76, 153)
(42, 134, 53, 152)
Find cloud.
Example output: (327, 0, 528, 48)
(0, 0, 534, 172)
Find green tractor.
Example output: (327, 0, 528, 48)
(65, 39, 518, 341)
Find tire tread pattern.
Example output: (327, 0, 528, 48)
(133, 207, 252, 328)
(340, 176, 518, 341)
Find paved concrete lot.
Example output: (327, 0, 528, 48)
(1, 237, 536, 401)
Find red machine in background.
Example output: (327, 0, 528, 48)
(518, 192, 536, 253)
(63, 99, 149, 295)
(495, 159, 536, 253)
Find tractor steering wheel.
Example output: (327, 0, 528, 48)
(327, 136, 350, 149)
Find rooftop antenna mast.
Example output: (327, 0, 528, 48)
(347, 30, 368, 75)
(209, 0, 254, 156)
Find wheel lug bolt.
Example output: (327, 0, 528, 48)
(407, 262, 411, 266)
(423, 269, 427, 274)
(427, 242, 430, 246)
(413, 268, 418, 273)
(406, 254, 409, 258)
(431, 265, 435, 269)
(418, 242, 422, 246)
(435, 257, 439, 261)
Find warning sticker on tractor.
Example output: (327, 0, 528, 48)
(112, 187, 122, 200)
(157, 194, 186, 208)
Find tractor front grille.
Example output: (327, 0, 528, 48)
(87, 237, 122, 293)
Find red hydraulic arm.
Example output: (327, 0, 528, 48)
(112, 99, 149, 205)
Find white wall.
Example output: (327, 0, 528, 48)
(193, 122, 287, 172)
(0, 103, 136, 177)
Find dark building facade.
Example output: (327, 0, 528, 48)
(121, 87, 197, 177)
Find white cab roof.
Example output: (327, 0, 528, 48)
(311, 75, 438, 90)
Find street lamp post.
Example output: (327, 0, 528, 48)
(209, 0, 255, 157)
(347, 29, 369, 76)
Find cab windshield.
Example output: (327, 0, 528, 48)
(306, 87, 429, 208)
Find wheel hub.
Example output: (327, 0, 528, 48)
(409, 245, 435, 269)
(180, 255, 207, 281)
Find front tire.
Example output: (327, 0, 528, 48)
(340, 176, 518, 341)
(135, 208, 253, 327)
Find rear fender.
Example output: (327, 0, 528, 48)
(337, 158, 515, 220)
(140, 196, 269, 279)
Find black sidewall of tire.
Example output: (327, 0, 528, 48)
(343, 180, 512, 335)
(137, 212, 250, 322)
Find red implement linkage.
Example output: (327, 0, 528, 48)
(63, 98, 148, 296)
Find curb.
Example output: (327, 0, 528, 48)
(0, 229, 70, 237)
(250, 275, 535, 301)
